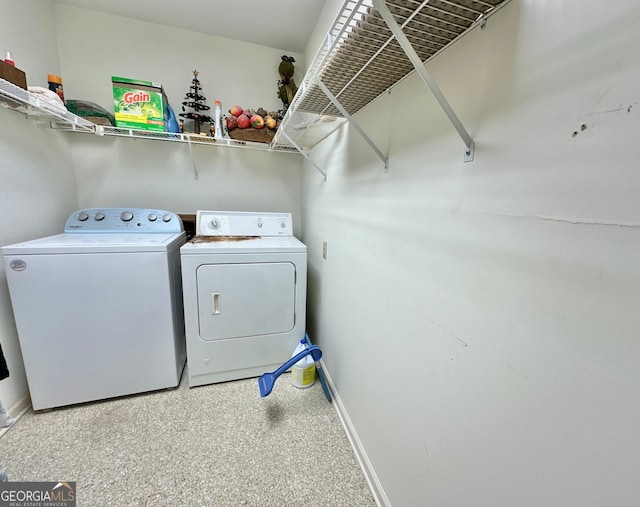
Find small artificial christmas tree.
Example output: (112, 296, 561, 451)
(179, 70, 213, 134)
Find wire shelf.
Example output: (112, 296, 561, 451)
(0, 78, 298, 154)
(89, 125, 299, 153)
(0, 78, 95, 132)
(274, 0, 509, 151)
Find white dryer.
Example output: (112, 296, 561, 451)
(2, 208, 186, 410)
(180, 210, 307, 387)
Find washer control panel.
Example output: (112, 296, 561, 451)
(65, 208, 184, 233)
(196, 210, 292, 236)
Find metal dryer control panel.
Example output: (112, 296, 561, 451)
(196, 210, 293, 237)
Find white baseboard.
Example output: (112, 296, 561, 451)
(0, 394, 30, 438)
(10, 394, 31, 419)
(319, 360, 391, 507)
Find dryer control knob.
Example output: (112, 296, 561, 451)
(94, 212, 105, 221)
(78, 212, 89, 222)
(209, 219, 220, 229)
(120, 211, 134, 222)
(162, 214, 172, 222)
(148, 214, 158, 222)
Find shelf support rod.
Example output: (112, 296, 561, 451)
(373, 0, 475, 162)
(316, 79, 389, 173)
(281, 131, 327, 181)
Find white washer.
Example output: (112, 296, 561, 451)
(2, 208, 186, 410)
(180, 210, 307, 387)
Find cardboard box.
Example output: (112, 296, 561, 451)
(112, 76, 167, 131)
(0, 60, 27, 89)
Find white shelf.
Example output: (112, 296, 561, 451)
(0, 78, 297, 154)
(0, 78, 95, 132)
(76, 124, 299, 153)
(274, 0, 510, 162)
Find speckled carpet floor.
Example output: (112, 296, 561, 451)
(0, 372, 375, 506)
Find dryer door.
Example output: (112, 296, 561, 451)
(196, 262, 296, 341)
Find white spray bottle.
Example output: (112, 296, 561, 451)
(214, 100, 223, 140)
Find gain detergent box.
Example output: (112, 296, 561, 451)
(112, 76, 168, 132)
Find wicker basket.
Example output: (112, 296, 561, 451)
(228, 128, 275, 144)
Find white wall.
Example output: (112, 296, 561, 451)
(67, 136, 303, 233)
(302, 1, 640, 505)
(0, 0, 79, 414)
(54, 5, 305, 224)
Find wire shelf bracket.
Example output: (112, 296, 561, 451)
(316, 78, 389, 173)
(373, 0, 475, 162)
(281, 131, 327, 181)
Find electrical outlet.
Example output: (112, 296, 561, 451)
(322, 241, 327, 260)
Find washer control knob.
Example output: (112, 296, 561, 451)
(280, 222, 286, 228)
(120, 211, 134, 222)
(94, 212, 105, 221)
(257, 220, 263, 228)
(78, 212, 89, 222)
(148, 214, 158, 222)
(162, 214, 172, 222)
(209, 219, 220, 229)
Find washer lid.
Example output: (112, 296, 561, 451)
(2, 232, 185, 255)
(181, 235, 306, 254)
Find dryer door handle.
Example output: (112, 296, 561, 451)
(211, 292, 221, 315)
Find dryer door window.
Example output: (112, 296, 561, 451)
(196, 262, 296, 341)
